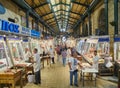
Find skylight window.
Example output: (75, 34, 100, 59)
(49, 0, 71, 31)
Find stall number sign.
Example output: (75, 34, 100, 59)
(31, 30, 40, 38)
(0, 19, 19, 33)
(21, 27, 30, 36)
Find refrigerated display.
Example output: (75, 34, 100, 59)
(6, 37, 31, 67)
(97, 37, 110, 58)
(114, 37, 120, 76)
(30, 38, 40, 54)
(0, 36, 13, 71)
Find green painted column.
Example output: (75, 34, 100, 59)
(82, 21, 84, 36)
(78, 24, 80, 37)
(26, 11, 29, 28)
(114, 0, 118, 34)
(104, 0, 108, 35)
(36, 19, 39, 31)
(88, 12, 92, 35)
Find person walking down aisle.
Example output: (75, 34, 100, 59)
(61, 49, 67, 67)
(31, 48, 41, 85)
(68, 52, 82, 87)
(56, 45, 61, 62)
(67, 47, 71, 62)
(49, 45, 55, 64)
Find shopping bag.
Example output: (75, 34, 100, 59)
(27, 75, 35, 83)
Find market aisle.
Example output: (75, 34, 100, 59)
(23, 62, 71, 88)
(20, 60, 117, 88)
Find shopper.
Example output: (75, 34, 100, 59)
(67, 47, 71, 62)
(61, 49, 67, 67)
(68, 52, 82, 87)
(49, 45, 55, 64)
(31, 48, 41, 85)
(71, 47, 76, 55)
(56, 45, 61, 62)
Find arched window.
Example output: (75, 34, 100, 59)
(98, 8, 106, 35)
(82, 23, 88, 36)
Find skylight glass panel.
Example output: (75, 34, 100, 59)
(66, 0, 70, 4)
(50, 0, 55, 5)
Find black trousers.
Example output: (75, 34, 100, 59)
(35, 70, 41, 84)
(51, 57, 55, 64)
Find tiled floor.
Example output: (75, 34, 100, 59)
(21, 60, 117, 88)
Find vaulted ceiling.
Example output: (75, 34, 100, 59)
(24, 0, 94, 32)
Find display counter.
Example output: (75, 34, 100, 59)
(80, 63, 98, 87)
(114, 61, 120, 77)
(80, 68, 98, 87)
(118, 70, 120, 88)
(0, 69, 23, 88)
(114, 37, 120, 77)
(6, 37, 34, 82)
(41, 55, 50, 68)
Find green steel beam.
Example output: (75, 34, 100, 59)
(48, 0, 59, 30)
(54, 9, 82, 16)
(33, 2, 50, 9)
(88, 12, 92, 35)
(66, 1, 72, 30)
(41, 12, 52, 17)
(26, 11, 29, 28)
(71, 0, 89, 7)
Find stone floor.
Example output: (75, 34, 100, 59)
(19, 60, 117, 88)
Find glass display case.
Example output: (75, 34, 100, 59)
(22, 41, 30, 52)
(7, 38, 25, 64)
(114, 37, 120, 76)
(0, 37, 13, 71)
(6, 37, 31, 66)
(82, 38, 98, 55)
(96, 36, 114, 76)
(97, 37, 110, 57)
(114, 37, 120, 61)
(30, 38, 40, 54)
(82, 38, 98, 64)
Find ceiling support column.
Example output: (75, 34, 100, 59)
(88, 12, 92, 35)
(26, 10, 29, 28)
(114, 0, 118, 34)
(104, 0, 108, 35)
(36, 19, 39, 31)
(82, 21, 84, 36)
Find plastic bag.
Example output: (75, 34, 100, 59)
(27, 75, 35, 83)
